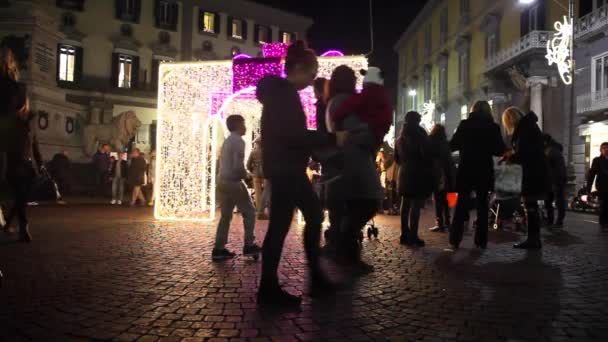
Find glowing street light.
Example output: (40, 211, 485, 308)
(408, 89, 417, 97)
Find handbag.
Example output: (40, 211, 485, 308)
(494, 163, 523, 199)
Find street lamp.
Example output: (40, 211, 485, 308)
(408, 89, 417, 111)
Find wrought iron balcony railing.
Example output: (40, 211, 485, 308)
(485, 31, 552, 71)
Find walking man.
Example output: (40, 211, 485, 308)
(587, 142, 608, 229)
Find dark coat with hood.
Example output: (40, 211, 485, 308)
(128, 156, 146, 186)
(510, 112, 549, 197)
(588, 155, 608, 194)
(429, 133, 456, 192)
(396, 121, 433, 199)
(256, 76, 334, 178)
(545, 140, 567, 186)
(450, 111, 505, 191)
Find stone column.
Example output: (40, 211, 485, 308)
(488, 92, 507, 123)
(526, 76, 548, 130)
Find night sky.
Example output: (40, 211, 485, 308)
(251, 0, 427, 102)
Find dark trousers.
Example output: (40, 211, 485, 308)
(600, 193, 608, 226)
(450, 185, 490, 246)
(338, 199, 377, 259)
(325, 179, 345, 241)
(524, 199, 541, 242)
(401, 197, 425, 240)
(261, 172, 323, 287)
(94, 171, 108, 197)
(434, 190, 450, 227)
(6, 162, 34, 234)
(545, 183, 566, 224)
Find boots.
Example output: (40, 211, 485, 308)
(514, 206, 541, 249)
(19, 223, 32, 243)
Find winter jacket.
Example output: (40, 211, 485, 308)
(337, 105, 384, 201)
(93, 151, 111, 174)
(510, 112, 549, 197)
(450, 111, 506, 191)
(332, 84, 392, 147)
(111, 159, 128, 180)
(429, 134, 456, 192)
(256, 76, 335, 178)
(128, 156, 147, 186)
(396, 123, 434, 199)
(588, 156, 608, 194)
(545, 142, 567, 186)
(315, 100, 328, 134)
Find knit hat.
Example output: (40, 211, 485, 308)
(360, 66, 384, 86)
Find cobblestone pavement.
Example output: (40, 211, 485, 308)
(1, 205, 607, 341)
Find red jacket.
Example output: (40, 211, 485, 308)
(332, 84, 392, 146)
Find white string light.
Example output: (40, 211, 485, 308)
(546, 16, 573, 85)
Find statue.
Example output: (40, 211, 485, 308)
(82, 111, 141, 155)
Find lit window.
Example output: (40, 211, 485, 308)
(58, 44, 76, 82)
(118, 54, 133, 88)
(231, 19, 243, 39)
(281, 31, 292, 44)
(257, 26, 269, 44)
(461, 104, 468, 120)
(202, 12, 215, 33)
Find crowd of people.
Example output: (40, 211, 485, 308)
(2, 39, 608, 307)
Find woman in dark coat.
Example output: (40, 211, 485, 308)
(502, 107, 548, 249)
(428, 124, 456, 232)
(128, 148, 147, 206)
(395, 111, 433, 246)
(1, 46, 39, 242)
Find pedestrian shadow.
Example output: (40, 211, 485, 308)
(542, 229, 583, 247)
(487, 229, 521, 245)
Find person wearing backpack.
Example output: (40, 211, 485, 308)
(0, 46, 40, 242)
(587, 142, 608, 229)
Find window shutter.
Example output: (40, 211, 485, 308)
(170, 2, 178, 30)
(198, 10, 204, 31)
(74, 46, 83, 82)
(134, 0, 142, 23)
(227, 16, 233, 37)
(214, 13, 221, 34)
(152, 59, 160, 89)
(132, 55, 140, 88)
(154, 0, 160, 27)
(111, 52, 119, 87)
(254, 24, 260, 43)
(241, 20, 248, 40)
(115, 0, 122, 19)
(56, 44, 61, 83)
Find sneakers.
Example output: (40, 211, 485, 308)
(212, 249, 236, 261)
(257, 285, 302, 307)
(429, 225, 445, 232)
(243, 243, 262, 256)
(111, 200, 117, 205)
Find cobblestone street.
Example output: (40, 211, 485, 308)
(0, 205, 607, 341)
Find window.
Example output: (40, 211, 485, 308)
(424, 75, 431, 102)
(116, 0, 141, 22)
(595, 0, 608, 10)
(58, 44, 76, 82)
(460, 0, 469, 21)
(425, 25, 432, 56)
(256, 25, 271, 44)
(521, 3, 543, 36)
(118, 54, 133, 88)
(155, 0, 178, 30)
(281, 31, 294, 44)
(486, 33, 497, 59)
(592, 53, 608, 99)
(231, 19, 243, 39)
(440, 9, 448, 44)
(458, 52, 468, 84)
(62, 12, 76, 27)
(200, 11, 219, 34)
(439, 66, 448, 99)
(461, 104, 468, 120)
(56, 0, 84, 11)
(151, 57, 172, 89)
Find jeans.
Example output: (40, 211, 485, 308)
(450, 185, 490, 247)
(253, 177, 268, 215)
(434, 190, 450, 227)
(214, 180, 255, 250)
(112, 178, 125, 202)
(524, 198, 541, 243)
(131, 186, 145, 205)
(545, 183, 566, 224)
(401, 197, 425, 241)
(261, 172, 323, 287)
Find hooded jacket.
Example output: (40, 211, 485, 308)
(396, 122, 433, 198)
(256, 76, 334, 177)
(510, 112, 549, 197)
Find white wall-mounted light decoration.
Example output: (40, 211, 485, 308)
(421, 100, 436, 131)
(546, 16, 573, 85)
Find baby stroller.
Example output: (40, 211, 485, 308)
(489, 192, 526, 231)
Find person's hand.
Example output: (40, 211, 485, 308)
(336, 131, 348, 147)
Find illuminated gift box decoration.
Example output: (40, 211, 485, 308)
(155, 43, 367, 221)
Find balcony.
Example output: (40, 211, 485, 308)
(575, 4, 608, 40)
(576, 90, 608, 114)
(486, 31, 552, 72)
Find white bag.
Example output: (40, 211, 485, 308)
(494, 163, 523, 199)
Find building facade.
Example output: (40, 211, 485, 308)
(394, 0, 571, 149)
(573, 0, 608, 185)
(0, 0, 311, 160)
